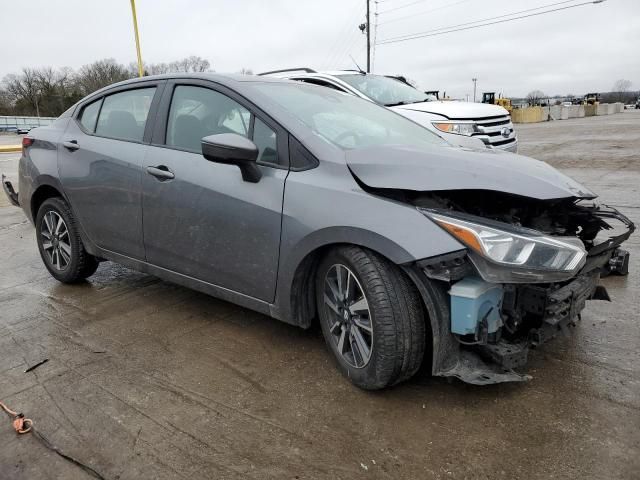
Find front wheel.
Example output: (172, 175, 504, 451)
(316, 246, 425, 390)
(36, 197, 99, 283)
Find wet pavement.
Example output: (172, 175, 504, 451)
(1, 113, 639, 479)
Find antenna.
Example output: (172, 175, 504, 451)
(349, 55, 366, 74)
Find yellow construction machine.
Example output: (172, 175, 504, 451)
(482, 92, 513, 113)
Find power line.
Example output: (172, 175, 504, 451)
(378, 0, 471, 26)
(378, 0, 429, 15)
(324, 2, 366, 68)
(380, 0, 580, 34)
(376, 0, 605, 45)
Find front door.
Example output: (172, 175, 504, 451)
(141, 82, 288, 302)
(58, 84, 161, 259)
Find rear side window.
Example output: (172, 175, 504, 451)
(95, 87, 156, 142)
(166, 85, 250, 152)
(78, 99, 101, 132)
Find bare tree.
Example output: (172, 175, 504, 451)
(612, 79, 632, 102)
(4, 68, 40, 115)
(169, 56, 211, 73)
(526, 90, 545, 106)
(238, 67, 254, 75)
(76, 59, 133, 96)
(138, 56, 212, 76)
(0, 89, 13, 115)
(0, 55, 213, 116)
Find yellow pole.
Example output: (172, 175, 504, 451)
(130, 0, 144, 77)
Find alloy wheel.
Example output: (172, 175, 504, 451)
(41, 210, 71, 271)
(322, 264, 373, 368)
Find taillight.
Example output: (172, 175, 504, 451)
(22, 137, 34, 154)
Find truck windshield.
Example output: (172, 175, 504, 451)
(251, 82, 446, 151)
(335, 74, 429, 107)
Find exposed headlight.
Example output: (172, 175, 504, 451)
(432, 121, 479, 137)
(421, 210, 587, 283)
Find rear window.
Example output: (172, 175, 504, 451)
(95, 88, 156, 142)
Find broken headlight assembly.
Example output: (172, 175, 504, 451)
(420, 209, 587, 283)
(431, 121, 479, 137)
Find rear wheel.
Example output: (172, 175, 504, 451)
(36, 197, 99, 283)
(316, 246, 425, 390)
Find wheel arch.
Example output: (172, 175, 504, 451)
(274, 228, 454, 377)
(30, 180, 66, 222)
(29, 178, 99, 258)
(274, 226, 419, 329)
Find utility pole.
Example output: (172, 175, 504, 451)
(130, 0, 144, 77)
(472, 78, 478, 102)
(366, 0, 371, 72)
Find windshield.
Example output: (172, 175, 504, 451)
(335, 74, 429, 106)
(251, 83, 445, 151)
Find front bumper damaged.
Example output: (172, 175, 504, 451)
(421, 206, 634, 385)
(431, 272, 607, 385)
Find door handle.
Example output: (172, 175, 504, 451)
(146, 165, 175, 180)
(63, 140, 79, 151)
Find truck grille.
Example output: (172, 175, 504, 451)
(467, 115, 517, 151)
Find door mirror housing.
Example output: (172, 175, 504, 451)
(201, 133, 262, 183)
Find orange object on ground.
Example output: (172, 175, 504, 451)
(0, 401, 33, 434)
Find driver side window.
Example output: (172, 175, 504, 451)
(167, 86, 250, 152)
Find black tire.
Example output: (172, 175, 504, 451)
(316, 246, 425, 390)
(36, 197, 99, 283)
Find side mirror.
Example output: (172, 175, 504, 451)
(201, 133, 262, 183)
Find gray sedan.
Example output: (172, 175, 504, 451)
(4, 73, 633, 389)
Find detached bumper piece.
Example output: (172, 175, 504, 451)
(586, 204, 634, 276)
(2, 175, 19, 207)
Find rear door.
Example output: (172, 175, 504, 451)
(58, 81, 164, 259)
(141, 79, 288, 302)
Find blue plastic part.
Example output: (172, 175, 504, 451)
(449, 277, 504, 336)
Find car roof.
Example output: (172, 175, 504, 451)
(89, 72, 290, 97)
(260, 69, 368, 79)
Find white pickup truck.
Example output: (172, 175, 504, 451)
(260, 68, 517, 152)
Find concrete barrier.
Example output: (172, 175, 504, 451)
(512, 103, 619, 123)
(567, 105, 585, 118)
(512, 106, 545, 123)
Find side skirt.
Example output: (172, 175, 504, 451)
(93, 247, 275, 319)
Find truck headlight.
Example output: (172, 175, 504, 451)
(421, 210, 587, 283)
(432, 121, 479, 137)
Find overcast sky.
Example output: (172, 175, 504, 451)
(2, 0, 639, 98)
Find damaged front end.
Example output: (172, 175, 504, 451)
(410, 190, 634, 385)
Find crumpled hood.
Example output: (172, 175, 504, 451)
(346, 145, 596, 200)
(391, 100, 509, 119)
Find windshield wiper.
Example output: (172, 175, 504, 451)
(384, 99, 430, 107)
(384, 101, 410, 107)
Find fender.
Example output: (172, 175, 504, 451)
(272, 225, 452, 326)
